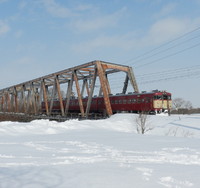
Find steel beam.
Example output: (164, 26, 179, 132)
(102, 63, 129, 72)
(105, 74, 111, 95)
(122, 74, 129, 94)
(10, 93, 14, 112)
(65, 74, 74, 115)
(0, 96, 3, 112)
(27, 89, 31, 113)
(85, 67, 97, 117)
(22, 85, 27, 113)
(13, 87, 18, 113)
(0, 60, 139, 117)
(128, 67, 139, 93)
(30, 82, 37, 115)
(41, 80, 49, 115)
(85, 79, 90, 96)
(74, 71, 85, 117)
(49, 79, 57, 114)
(55, 76, 65, 116)
(1, 94, 4, 112)
(96, 61, 113, 116)
(7, 92, 11, 112)
(81, 79, 87, 97)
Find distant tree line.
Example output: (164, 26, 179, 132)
(171, 97, 200, 114)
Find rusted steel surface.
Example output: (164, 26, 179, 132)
(105, 74, 111, 95)
(0, 60, 139, 117)
(41, 80, 49, 115)
(81, 79, 87, 97)
(0, 95, 3, 112)
(74, 71, 85, 117)
(85, 80, 90, 96)
(128, 67, 139, 93)
(13, 86, 18, 113)
(7, 92, 11, 112)
(22, 85, 27, 113)
(49, 80, 56, 114)
(55, 76, 65, 116)
(85, 67, 97, 117)
(65, 75, 73, 115)
(122, 74, 129, 94)
(96, 61, 113, 116)
(102, 64, 129, 72)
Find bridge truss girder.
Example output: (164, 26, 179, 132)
(0, 60, 139, 117)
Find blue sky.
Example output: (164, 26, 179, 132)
(0, 0, 200, 107)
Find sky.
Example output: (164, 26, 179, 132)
(0, 0, 200, 107)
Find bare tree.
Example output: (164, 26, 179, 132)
(135, 112, 153, 134)
(173, 98, 185, 110)
(172, 98, 193, 114)
(184, 100, 193, 110)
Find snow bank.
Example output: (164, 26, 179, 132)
(0, 114, 199, 187)
(0, 113, 199, 138)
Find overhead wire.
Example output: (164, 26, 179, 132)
(108, 64, 200, 83)
(100, 26, 200, 93)
(123, 26, 200, 65)
(137, 65, 200, 79)
(135, 42, 200, 68)
(138, 72, 200, 85)
(127, 34, 200, 67)
(107, 64, 200, 92)
(108, 26, 200, 89)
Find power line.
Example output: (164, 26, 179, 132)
(108, 70, 200, 92)
(138, 72, 200, 85)
(107, 27, 200, 87)
(135, 42, 200, 68)
(107, 65, 200, 90)
(128, 34, 200, 66)
(136, 65, 200, 78)
(108, 64, 200, 81)
(123, 25, 200, 65)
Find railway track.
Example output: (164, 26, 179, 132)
(0, 112, 106, 122)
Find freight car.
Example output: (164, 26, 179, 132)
(41, 90, 172, 115)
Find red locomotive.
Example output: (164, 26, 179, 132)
(42, 90, 172, 115)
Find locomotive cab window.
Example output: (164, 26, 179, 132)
(163, 95, 171, 100)
(154, 95, 162, 100)
(163, 95, 168, 100)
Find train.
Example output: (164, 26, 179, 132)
(41, 90, 172, 116)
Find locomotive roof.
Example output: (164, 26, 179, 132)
(90, 90, 171, 98)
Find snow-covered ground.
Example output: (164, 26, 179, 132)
(0, 113, 200, 188)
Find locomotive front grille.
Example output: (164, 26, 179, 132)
(153, 100, 172, 109)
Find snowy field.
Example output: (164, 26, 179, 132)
(0, 113, 200, 188)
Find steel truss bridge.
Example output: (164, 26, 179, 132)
(0, 60, 139, 118)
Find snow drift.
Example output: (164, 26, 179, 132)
(0, 113, 199, 188)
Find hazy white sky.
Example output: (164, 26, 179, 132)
(0, 0, 200, 106)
